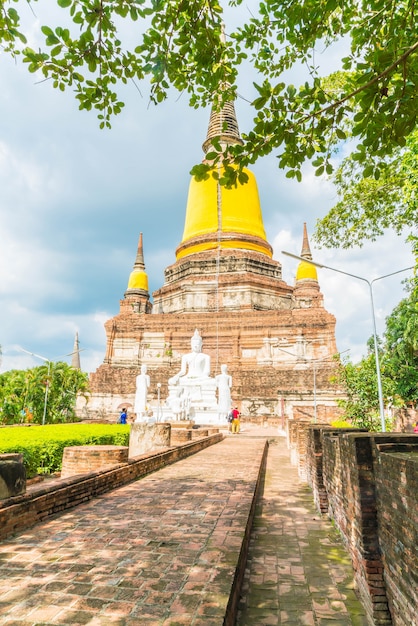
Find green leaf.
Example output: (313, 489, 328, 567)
(335, 128, 346, 140)
(41, 26, 54, 37)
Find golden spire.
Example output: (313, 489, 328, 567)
(296, 223, 318, 282)
(176, 91, 272, 260)
(126, 233, 149, 294)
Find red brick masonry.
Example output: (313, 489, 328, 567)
(0, 433, 223, 542)
(61, 445, 129, 478)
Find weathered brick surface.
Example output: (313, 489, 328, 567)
(374, 443, 418, 626)
(0, 435, 267, 626)
(191, 429, 209, 439)
(0, 433, 222, 542)
(288, 419, 300, 467)
(311, 430, 418, 626)
(128, 422, 171, 457)
(85, 306, 342, 421)
(61, 445, 129, 478)
(287, 419, 311, 479)
(170, 428, 193, 445)
(304, 424, 331, 513)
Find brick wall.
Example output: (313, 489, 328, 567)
(171, 429, 193, 445)
(305, 424, 330, 513)
(61, 445, 129, 478)
(300, 425, 418, 626)
(374, 443, 418, 626)
(287, 420, 311, 480)
(0, 433, 223, 542)
(323, 432, 390, 625)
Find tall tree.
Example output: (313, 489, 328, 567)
(1, 0, 417, 188)
(0, 362, 89, 424)
(332, 348, 394, 431)
(382, 281, 418, 405)
(314, 130, 418, 249)
(333, 279, 418, 429)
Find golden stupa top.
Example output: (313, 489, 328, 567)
(176, 94, 272, 260)
(127, 232, 149, 292)
(295, 223, 318, 282)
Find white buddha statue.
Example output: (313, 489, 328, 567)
(169, 329, 211, 384)
(164, 330, 217, 422)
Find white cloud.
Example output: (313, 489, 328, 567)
(274, 231, 414, 362)
(0, 7, 415, 380)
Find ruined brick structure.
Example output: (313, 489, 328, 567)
(83, 100, 344, 421)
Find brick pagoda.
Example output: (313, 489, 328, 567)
(83, 100, 343, 423)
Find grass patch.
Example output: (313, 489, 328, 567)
(0, 423, 130, 477)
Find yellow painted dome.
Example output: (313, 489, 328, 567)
(296, 261, 318, 282)
(177, 167, 271, 259)
(127, 270, 148, 291)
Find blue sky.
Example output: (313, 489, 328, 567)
(0, 4, 415, 374)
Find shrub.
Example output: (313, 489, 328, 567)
(330, 419, 353, 429)
(0, 424, 130, 477)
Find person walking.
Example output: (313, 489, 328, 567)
(119, 408, 128, 424)
(231, 406, 240, 434)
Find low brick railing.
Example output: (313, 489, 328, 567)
(374, 442, 418, 626)
(285, 417, 418, 626)
(171, 429, 192, 445)
(61, 445, 129, 478)
(0, 433, 223, 542)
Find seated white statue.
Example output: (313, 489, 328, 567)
(134, 364, 150, 421)
(216, 364, 232, 418)
(169, 329, 211, 385)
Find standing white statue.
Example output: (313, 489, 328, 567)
(168, 329, 211, 384)
(216, 364, 232, 419)
(134, 364, 150, 421)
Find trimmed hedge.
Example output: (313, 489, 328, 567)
(0, 424, 130, 477)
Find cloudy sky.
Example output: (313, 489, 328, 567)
(0, 3, 415, 374)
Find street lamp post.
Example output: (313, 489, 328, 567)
(282, 251, 413, 432)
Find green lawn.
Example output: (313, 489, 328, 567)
(0, 423, 130, 477)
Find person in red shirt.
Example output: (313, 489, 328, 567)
(231, 406, 240, 434)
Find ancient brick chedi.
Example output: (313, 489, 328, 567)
(84, 101, 343, 421)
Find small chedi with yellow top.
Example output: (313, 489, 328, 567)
(83, 97, 343, 423)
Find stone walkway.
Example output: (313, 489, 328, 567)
(0, 428, 368, 625)
(236, 435, 368, 626)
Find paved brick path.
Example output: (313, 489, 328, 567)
(0, 436, 265, 626)
(236, 436, 368, 626)
(0, 429, 368, 625)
